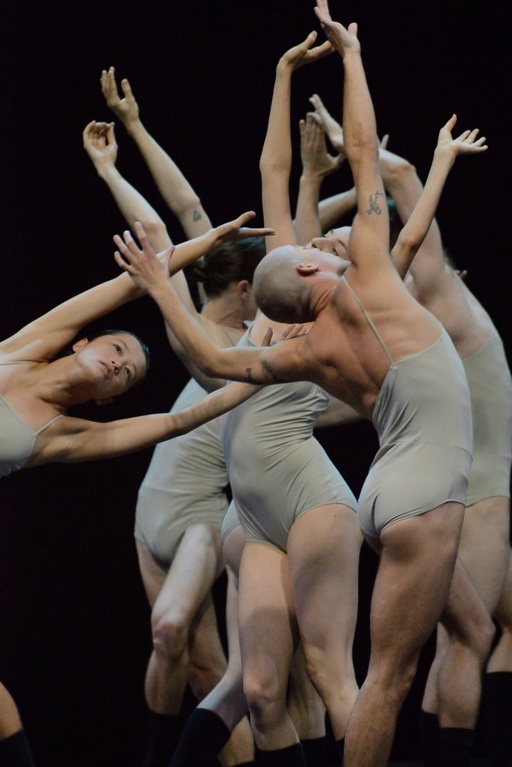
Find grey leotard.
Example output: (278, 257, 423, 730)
(463, 324, 512, 505)
(220, 500, 240, 546)
(340, 278, 473, 539)
(220, 329, 358, 553)
(135, 377, 229, 565)
(0, 362, 63, 478)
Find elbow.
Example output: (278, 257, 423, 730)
(259, 157, 290, 177)
(174, 191, 203, 219)
(137, 218, 169, 244)
(383, 160, 417, 191)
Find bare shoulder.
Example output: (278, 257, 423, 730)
(27, 414, 96, 467)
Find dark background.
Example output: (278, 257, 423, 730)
(1, 2, 510, 765)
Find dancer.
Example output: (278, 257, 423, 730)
(0, 210, 270, 767)
(308, 92, 506, 765)
(84, 112, 262, 766)
(112, 3, 491, 764)
(375, 126, 511, 767)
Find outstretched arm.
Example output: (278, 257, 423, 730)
(169, 212, 274, 277)
(32, 379, 262, 466)
(0, 273, 143, 360)
(390, 115, 488, 279)
(100, 67, 212, 239)
(260, 31, 333, 250)
(294, 112, 344, 244)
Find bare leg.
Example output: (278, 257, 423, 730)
(485, 545, 512, 767)
(287, 644, 326, 741)
(287, 504, 362, 741)
(238, 540, 299, 752)
(344, 502, 464, 767)
(421, 497, 507, 766)
(169, 526, 255, 767)
(488, 546, 512, 672)
(136, 524, 225, 714)
(435, 560, 495, 728)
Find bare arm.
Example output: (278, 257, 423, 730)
(32, 380, 261, 465)
(260, 32, 333, 250)
(100, 67, 212, 239)
(83, 118, 221, 388)
(306, 92, 357, 231)
(294, 112, 344, 244)
(83, 120, 175, 254)
(315, 1, 388, 275)
(0, 273, 143, 360)
(390, 115, 487, 279)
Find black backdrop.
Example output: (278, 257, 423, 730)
(1, 2, 510, 765)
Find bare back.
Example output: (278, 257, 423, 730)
(290, 263, 444, 418)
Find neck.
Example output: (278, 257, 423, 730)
(201, 293, 247, 329)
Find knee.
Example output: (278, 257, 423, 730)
(151, 609, 189, 663)
(452, 612, 495, 667)
(243, 669, 284, 727)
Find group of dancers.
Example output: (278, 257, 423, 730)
(1, 3, 510, 766)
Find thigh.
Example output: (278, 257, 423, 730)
(136, 538, 168, 608)
(238, 541, 297, 693)
(370, 503, 464, 669)
(439, 556, 491, 642)
(287, 504, 362, 652)
(147, 524, 224, 624)
(222, 520, 246, 579)
(458, 497, 510, 612)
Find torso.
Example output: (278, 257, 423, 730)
(294, 268, 444, 417)
(0, 360, 64, 476)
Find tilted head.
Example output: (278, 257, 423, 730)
(71, 330, 150, 404)
(253, 243, 348, 323)
(253, 246, 315, 323)
(307, 226, 351, 257)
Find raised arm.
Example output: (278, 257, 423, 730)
(307, 92, 357, 231)
(260, 32, 333, 250)
(100, 67, 212, 239)
(315, 1, 388, 275)
(389, 115, 488, 279)
(294, 112, 344, 244)
(83, 117, 226, 389)
(83, 121, 173, 253)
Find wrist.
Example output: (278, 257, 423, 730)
(96, 162, 118, 181)
(299, 172, 323, 187)
(124, 118, 145, 139)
